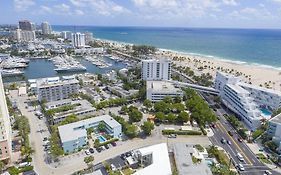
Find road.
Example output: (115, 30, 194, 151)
(208, 99, 280, 175)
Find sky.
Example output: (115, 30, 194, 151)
(1, 0, 281, 28)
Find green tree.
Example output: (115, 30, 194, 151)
(128, 109, 143, 122)
(0, 160, 5, 172)
(59, 114, 79, 125)
(163, 96, 173, 104)
(174, 96, 182, 103)
(166, 113, 176, 123)
(177, 111, 190, 123)
(84, 155, 95, 164)
(154, 101, 169, 113)
(155, 112, 165, 122)
(124, 124, 138, 138)
(141, 121, 155, 135)
(172, 103, 185, 113)
(98, 122, 106, 132)
(143, 99, 153, 109)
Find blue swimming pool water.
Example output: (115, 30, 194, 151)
(205, 159, 215, 167)
(260, 108, 272, 119)
(98, 136, 107, 143)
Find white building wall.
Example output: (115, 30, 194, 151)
(72, 33, 86, 48)
(141, 59, 171, 81)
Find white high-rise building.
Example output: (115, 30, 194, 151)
(84, 32, 93, 44)
(13, 29, 36, 42)
(0, 74, 12, 163)
(41, 22, 52, 35)
(72, 33, 86, 48)
(141, 59, 171, 81)
(61, 31, 72, 40)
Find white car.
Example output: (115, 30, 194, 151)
(264, 170, 272, 175)
(110, 164, 117, 171)
(85, 150, 91, 155)
(237, 164, 245, 171)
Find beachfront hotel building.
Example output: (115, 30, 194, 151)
(72, 32, 86, 48)
(146, 81, 183, 102)
(267, 114, 281, 153)
(0, 74, 12, 163)
(33, 76, 79, 102)
(84, 32, 93, 44)
(215, 72, 281, 130)
(58, 115, 122, 153)
(41, 21, 52, 35)
(61, 31, 73, 40)
(141, 59, 171, 81)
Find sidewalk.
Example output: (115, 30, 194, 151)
(246, 142, 281, 173)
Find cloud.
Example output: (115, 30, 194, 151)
(222, 0, 238, 6)
(40, 5, 53, 14)
(14, 0, 35, 12)
(69, 0, 130, 16)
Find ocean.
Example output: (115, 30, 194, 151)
(53, 26, 281, 68)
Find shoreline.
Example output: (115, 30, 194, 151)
(99, 38, 281, 90)
(96, 37, 281, 71)
(54, 31, 281, 91)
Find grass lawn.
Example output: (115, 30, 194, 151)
(256, 153, 272, 164)
(121, 168, 135, 175)
(218, 150, 235, 169)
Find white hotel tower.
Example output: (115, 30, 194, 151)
(72, 33, 86, 48)
(215, 72, 281, 130)
(141, 59, 171, 81)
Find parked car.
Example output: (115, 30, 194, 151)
(110, 164, 117, 171)
(125, 151, 131, 157)
(85, 150, 91, 155)
(43, 137, 48, 142)
(18, 162, 31, 168)
(168, 134, 177, 138)
(89, 148, 95, 154)
(96, 147, 102, 153)
(120, 154, 126, 160)
(104, 144, 109, 149)
(111, 142, 117, 147)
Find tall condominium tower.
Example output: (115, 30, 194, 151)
(141, 59, 171, 81)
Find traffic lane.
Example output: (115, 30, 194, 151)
(210, 125, 242, 166)
(215, 122, 253, 165)
(215, 109, 262, 166)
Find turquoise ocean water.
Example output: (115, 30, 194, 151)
(53, 26, 281, 69)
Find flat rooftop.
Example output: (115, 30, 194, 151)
(270, 113, 281, 124)
(227, 83, 249, 94)
(133, 143, 172, 175)
(58, 115, 121, 143)
(147, 81, 182, 93)
(36, 76, 79, 88)
(173, 143, 212, 175)
(239, 82, 281, 96)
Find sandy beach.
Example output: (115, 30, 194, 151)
(101, 39, 281, 91)
(157, 49, 281, 91)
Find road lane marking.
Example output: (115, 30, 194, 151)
(217, 122, 253, 165)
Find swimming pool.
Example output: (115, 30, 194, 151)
(260, 108, 272, 119)
(98, 135, 107, 143)
(205, 158, 215, 167)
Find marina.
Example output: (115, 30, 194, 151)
(84, 55, 112, 68)
(50, 55, 87, 72)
